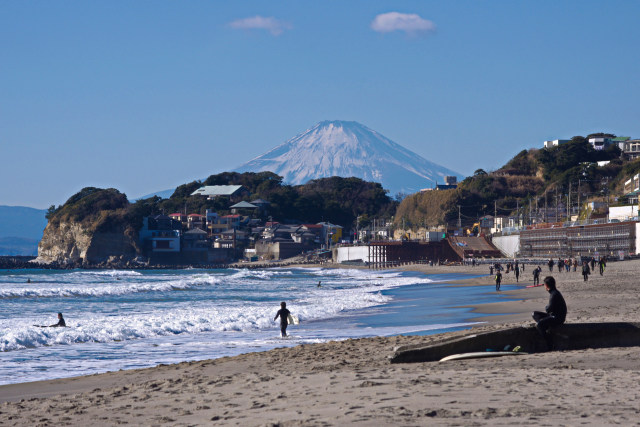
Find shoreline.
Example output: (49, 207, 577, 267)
(2, 261, 639, 425)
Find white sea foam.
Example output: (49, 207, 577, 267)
(0, 274, 227, 299)
(0, 268, 426, 351)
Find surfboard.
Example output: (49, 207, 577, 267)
(287, 314, 299, 325)
(440, 351, 528, 362)
(525, 283, 544, 288)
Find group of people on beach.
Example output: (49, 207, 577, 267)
(547, 256, 606, 279)
(490, 255, 608, 291)
(490, 261, 523, 290)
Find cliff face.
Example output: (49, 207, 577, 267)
(34, 187, 141, 266)
(35, 220, 139, 265)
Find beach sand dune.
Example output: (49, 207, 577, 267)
(1, 260, 640, 425)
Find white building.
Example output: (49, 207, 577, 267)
(588, 137, 611, 151)
(543, 139, 570, 148)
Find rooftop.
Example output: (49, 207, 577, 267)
(230, 201, 257, 209)
(191, 185, 244, 197)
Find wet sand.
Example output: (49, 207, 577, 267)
(1, 260, 639, 426)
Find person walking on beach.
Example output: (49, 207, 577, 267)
(495, 271, 502, 291)
(532, 277, 567, 351)
(598, 257, 606, 276)
(548, 258, 554, 272)
(489, 265, 494, 276)
(515, 265, 520, 282)
(533, 266, 540, 286)
(274, 302, 291, 338)
(582, 262, 590, 282)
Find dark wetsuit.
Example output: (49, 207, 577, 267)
(50, 317, 66, 327)
(582, 264, 590, 281)
(532, 289, 567, 350)
(274, 308, 291, 337)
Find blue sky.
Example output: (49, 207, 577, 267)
(2, 1, 639, 208)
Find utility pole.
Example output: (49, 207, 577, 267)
(578, 180, 581, 220)
(568, 182, 571, 221)
(553, 185, 558, 222)
(457, 205, 461, 229)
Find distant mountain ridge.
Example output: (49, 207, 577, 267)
(0, 206, 47, 255)
(233, 120, 463, 195)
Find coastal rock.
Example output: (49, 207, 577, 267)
(35, 221, 139, 266)
(33, 187, 141, 266)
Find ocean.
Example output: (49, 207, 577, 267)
(0, 267, 508, 386)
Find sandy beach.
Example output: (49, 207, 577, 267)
(2, 260, 640, 426)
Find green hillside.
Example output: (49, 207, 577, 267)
(395, 137, 636, 231)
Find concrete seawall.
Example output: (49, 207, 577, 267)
(390, 322, 640, 363)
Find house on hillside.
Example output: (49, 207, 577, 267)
(230, 201, 258, 214)
(169, 213, 186, 223)
(217, 229, 248, 249)
(543, 139, 570, 148)
(187, 214, 205, 230)
(623, 174, 640, 205)
(139, 215, 182, 253)
(190, 185, 247, 200)
(589, 137, 612, 151)
(317, 222, 343, 246)
(183, 228, 209, 250)
(255, 223, 320, 260)
(617, 138, 640, 160)
(250, 199, 270, 214)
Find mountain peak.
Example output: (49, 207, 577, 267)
(234, 121, 462, 195)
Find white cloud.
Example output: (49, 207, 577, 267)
(370, 12, 436, 35)
(228, 16, 292, 36)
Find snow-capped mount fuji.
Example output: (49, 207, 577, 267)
(234, 120, 463, 195)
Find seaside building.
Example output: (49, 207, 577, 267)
(190, 185, 247, 199)
(617, 138, 640, 160)
(623, 174, 640, 205)
(543, 139, 570, 148)
(139, 215, 182, 253)
(187, 214, 206, 230)
(229, 201, 258, 214)
(588, 137, 612, 151)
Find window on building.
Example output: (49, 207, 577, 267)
(155, 240, 171, 249)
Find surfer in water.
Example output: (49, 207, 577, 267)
(38, 312, 66, 328)
(532, 277, 567, 351)
(274, 302, 291, 338)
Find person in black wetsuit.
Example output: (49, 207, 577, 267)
(532, 277, 567, 351)
(274, 302, 291, 338)
(50, 313, 66, 327)
(582, 262, 590, 281)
